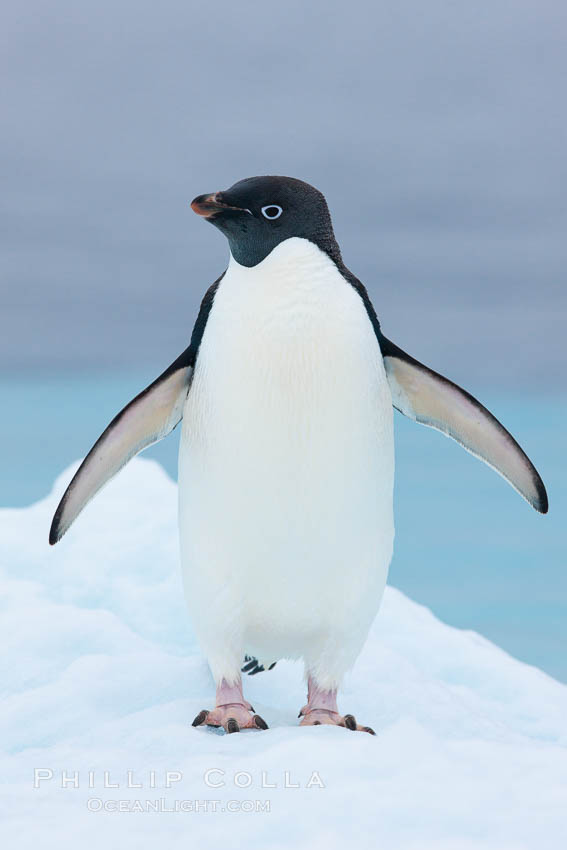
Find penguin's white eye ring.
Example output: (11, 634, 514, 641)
(261, 205, 283, 220)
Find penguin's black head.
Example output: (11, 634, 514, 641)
(191, 176, 340, 267)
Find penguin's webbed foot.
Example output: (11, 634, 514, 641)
(191, 676, 268, 734)
(298, 675, 375, 735)
(192, 704, 268, 733)
(298, 707, 375, 734)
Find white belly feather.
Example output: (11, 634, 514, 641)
(178, 238, 394, 688)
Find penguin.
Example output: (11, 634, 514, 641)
(50, 176, 548, 735)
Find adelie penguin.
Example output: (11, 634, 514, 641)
(50, 176, 548, 734)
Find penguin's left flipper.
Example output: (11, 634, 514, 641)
(380, 335, 548, 513)
(49, 350, 193, 545)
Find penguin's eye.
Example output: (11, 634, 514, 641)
(261, 205, 283, 220)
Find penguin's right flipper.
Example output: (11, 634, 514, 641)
(380, 334, 548, 513)
(49, 277, 222, 545)
(49, 352, 193, 544)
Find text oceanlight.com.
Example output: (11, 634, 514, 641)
(86, 798, 271, 813)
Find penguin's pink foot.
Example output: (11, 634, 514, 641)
(299, 709, 374, 733)
(298, 677, 375, 735)
(192, 678, 268, 734)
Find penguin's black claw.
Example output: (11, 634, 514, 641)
(226, 717, 240, 734)
(192, 709, 209, 727)
(344, 714, 357, 730)
(253, 714, 269, 730)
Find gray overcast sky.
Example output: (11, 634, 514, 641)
(2, 0, 566, 387)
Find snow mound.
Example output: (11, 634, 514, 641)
(1, 458, 566, 849)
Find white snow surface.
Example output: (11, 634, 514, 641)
(1, 458, 566, 849)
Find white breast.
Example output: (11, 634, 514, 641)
(178, 238, 394, 688)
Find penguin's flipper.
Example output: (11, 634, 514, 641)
(49, 352, 192, 544)
(49, 276, 223, 545)
(380, 335, 548, 513)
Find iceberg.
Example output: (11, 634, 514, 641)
(1, 458, 565, 849)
